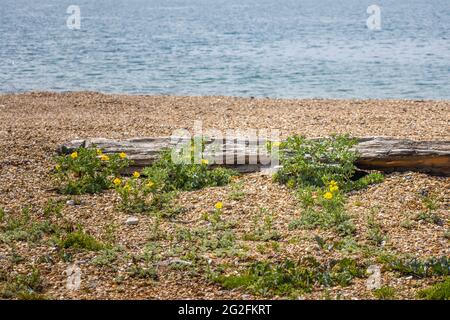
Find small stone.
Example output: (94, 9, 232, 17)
(66, 200, 75, 206)
(418, 189, 428, 197)
(126, 216, 139, 225)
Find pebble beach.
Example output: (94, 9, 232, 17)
(0, 92, 449, 299)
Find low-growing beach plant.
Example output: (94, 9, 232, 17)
(212, 257, 366, 297)
(114, 171, 160, 213)
(381, 255, 449, 278)
(0, 268, 46, 300)
(92, 247, 124, 268)
(142, 147, 237, 192)
(366, 213, 386, 246)
(414, 193, 443, 226)
(54, 148, 129, 194)
(417, 277, 450, 300)
(444, 229, 450, 241)
(43, 199, 64, 218)
(274, 134, 359, 189)
(0, 207, 59, 244)
(373, 286, 396, 300)
(290, 183, 355, 236)
(228, 181, 246, 201)
(274, 135, 383, 237)
(243, 208, 281, 242)
(57, 229, 105, 251)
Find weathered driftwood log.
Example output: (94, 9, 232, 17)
(58, 137, 450, 176)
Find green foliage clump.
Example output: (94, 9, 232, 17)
(0, 269, 46, 300)
(381, 256, 449, 278)
(143, 147, 237, 192)
(373, 286, 396, 300)
(290, 186, 355, 236)
(213, 257, 366, 297)
(274, 135, 359, 189)
(0, 207, 59, 244)
(418, 278, 450, 300)
(57, 230, 105, 251)
(274, 135, 383, 237)
(345, 172, 384, 192)
(54, 148, 129, 194)
(114, 142, 237, 214)
(243, 208, 281, 242)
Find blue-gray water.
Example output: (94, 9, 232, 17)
(1, 0, 449, 99)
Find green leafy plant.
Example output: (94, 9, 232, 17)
(274, 135, 359, 189)
(0, 207, 59, 244)
(382, 256, 449, 278)
(373, 286, 396, 300)
(57, 230, 105, 251)
(418, 278, 450, 300)
(243, 208, 281, 242)
(366, 213, 386, 246)
(54, 148, 129, 194)
(213, 257, 366, 297)
(0, 268, 46, 300)
(142, 146, 237, 192)
(275, 135, 382, 237)
(228, 181, 246, 201)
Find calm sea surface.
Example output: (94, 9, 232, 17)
(1, 0, 449, 99)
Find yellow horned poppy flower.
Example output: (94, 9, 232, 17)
(201, 159, 209, 165)
(119, 152, 127, 159)
(133, 171, 140, 178)
(272, 141, 281, 147)
(330, 185, 339, 192)
(70, 152, 78, 159)
(146, 181, 154, 188)
(324, 192, 333, 200)
(96, 149, 103, 155)
(101, 155, 110, 161)
(215, 202, 223, 210)
(113, 178, 121, 186)
(329, 180, 338, 187)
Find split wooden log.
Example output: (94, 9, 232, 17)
(58, 137, 450, 176)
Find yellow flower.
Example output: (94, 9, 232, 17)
(329, 180, 338, 187)
(201, 159, 209, 165)
(123, 184, 131, 192)
(215, 202, 223, 210)
(323, 192, 333, 200)
(330, 185, 339, 192)
(101, 154, 110, 161)
(113, 177, 121, 186)
(133, 171, 140, 178)
(272, 141, 281, 147)
(70, 151, 78, 159)
(96, 149, 103, 155)
(146, 180, 154, 188)
(119, 152, 127, 159)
